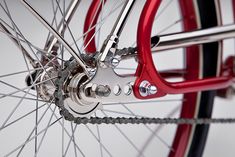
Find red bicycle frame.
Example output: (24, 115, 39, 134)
(84, 0, 235, 100)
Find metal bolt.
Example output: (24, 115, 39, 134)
(95, 85, 111, 97)
(139, 81, 157, 97)
(111, 58, 120, 67)
(148, 85, 157, 95)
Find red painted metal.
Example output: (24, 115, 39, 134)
(84, 0, 106, 54)
(169, 1, 202, 156)
(134, 0, 234, 99)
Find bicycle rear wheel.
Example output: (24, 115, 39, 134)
(0, 0, 222, 157)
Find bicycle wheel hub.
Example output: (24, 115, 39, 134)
(54, 60, 101, 118)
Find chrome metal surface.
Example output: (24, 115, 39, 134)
(65, 73, 101, 118)
(139, 81, 158, 97)
(45, 0, 81, 53)
(153, 24, 235, 52)
(80, 68, 139, 104)
(111, 57, 120, 67)
(120, 24, 235, 59)
(99, 0, 136, 63)
(21, 0, 89, 74)
(37, 67, 57, 101)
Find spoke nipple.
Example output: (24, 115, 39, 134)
(139, 81, 158, 97)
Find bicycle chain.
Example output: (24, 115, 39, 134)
(54, 56, 235, 125)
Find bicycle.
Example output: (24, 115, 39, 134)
(0, 0, 235, 156)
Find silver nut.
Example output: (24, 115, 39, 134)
(139, 81, 157, 97)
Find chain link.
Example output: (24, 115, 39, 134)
(54, 54, 235, 125)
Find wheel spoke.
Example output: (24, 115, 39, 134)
(102, 111, 145, 157)
(0, 80, 36, 97)
(1, 1, 58, 86)
(85, 125, 113, 157)
(3, 99, 55, 157)
(33, 105, 57, 157)
(95, 113, 104, 157)
(0, 76, 57, 100)
(48, 107, 85, 157)
(71, 1, 125, 47)
(0, 89, 31, 129)
(121, 104, 174, 152)
(0, 103, 47, 131)
(63, 123, 78, 157)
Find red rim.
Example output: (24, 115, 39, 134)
(169, 1, 200, 156)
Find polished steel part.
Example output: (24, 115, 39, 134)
(54, 59, 101, 118)
(37, 67, 57, 101)
(139, 81, 158, 97)
(80, 68, 139, 104)
(65, 73, 101, 118)
(99, 0, 136, 63)
(152, 25, 235, 52)
(21, 0, 90, 74)
(154, 24, 235, 52)
(119, 24, 235, 60)
(45, 0, 81, 53)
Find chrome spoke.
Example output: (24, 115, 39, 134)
(0, 67, 41, 79)
(63, 123, 78, 157)
(71, 1, 125, 47)
(34, 105, 57, 157)
(5, 117, 61, 157)
(48, 107, 85, 157)
(4, 99, 54, 157)
(16, 102, 56, 157)
(121, 104, 173, 152)
(154, 0, 174, 21)
(0, 1, 36, 67)
(0, 80, 36, 97)
(158, 18, 183, 35)
(96, 0, 105, 49)
(0, 89, 31, 129)
(54, 0, 82, 56)
(71, 123, 78, 157)
(0, 103, 47, 131)
(95, 113, 104, 157)
(3, 0, 34, 88)
(102, 111, 145, 157)
(1, 1, 57, 86)
(21, 0, 89, 73)
(0, 76, 57, 100)
(137, 106, 180, 156)
(85, 125, 113, 157)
